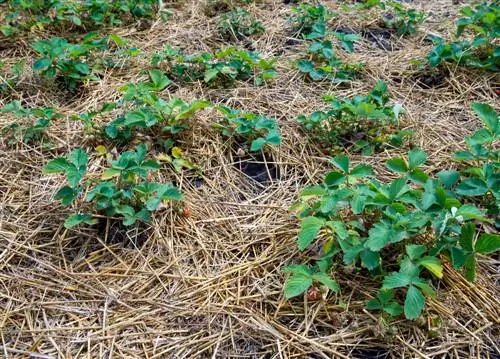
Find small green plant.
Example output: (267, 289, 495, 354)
(214, 106, 281, 151)
(151, 46, 277, 86)
(296, 40, 364, 82)
(0, 0, 161, 36)
(451, 103, 499, 227)
(219, 8, 264, 41)
(0, 59, 25, 94)
(288, 3, 335, 38)
(0, 100, 60, 146)
(284, 102, 500, 320)
(107, 71, 209, 142)
(381, 1, 425, 36)
(44, 144, 182, 228)
(32, 33, 109, 89)
(297, 81, 404, 154)
(75, 70, 210, 144)
(427, 2, 499, 71)
(285, 147, 500, 320)
(353, 0, 424, 36)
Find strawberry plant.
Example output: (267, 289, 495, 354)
(296, 40, 364, 82)
(32, 33, 109, 89)
(451, 103, 499, 227)
(0, 100, 61, 146)
(75, 70, 210, 144)
(0, 0, 161, 36)
(0, 59, 25, 94)
(427, 2, 499, 71)
(288, 3, 335, 39)
(297, 81, 404, 154)
(285, 147, 500, 320)
(219, 8, 264, 41)
(381, 1, 425, 36)
(151, 46, 277, 86)
(44, 143, 182, 228)
(105, 71, 210, 142)
(214, 106, 281, 152)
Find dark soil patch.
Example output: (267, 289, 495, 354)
(361, 28, 397, 51)
(411, 68, 448, 89)
(96, 219, 149, 247)
(234, 150, 278, 185)
(204, 0, 231, 17)
(335, 26, 397, 51)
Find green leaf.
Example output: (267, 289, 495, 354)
(471, 102, 498, 134)
(458, 223, 475, 252)
(404, 285, 425, 320)
(74, 63, 90, 75)
(406, 244, 426, 261)
(360, 249, 380, 270)
(437, 170, 460, 188)
(324, 171, 346, 188)
(204, 68, 220, 83)
(350, 164, 373, 178)
(54, 186, 77, 206)
(64, 213, 96, 229)
(454, 151, 476, 161)
(102, 168, 121, 180)
(408, 149, 428, 169)
(418, 256, 443, 279)
(450, 246, 466, 269)
(389, 178, 409, 201)
(382, 272, 412, 289)
(284, 272, 312, 299)
(365, 223, 390, 251)
(386, 158, 408, 173)
(455, 178, 488, 196)
(44, 158, 73, 174)
(68, 148, 88, 170)
(250, 137, 266, 151)
(408, 168, 429, 185)
(298, 216, 325, 251)
(385, 303, 403, 317)
(281, 264, 311, 275)
(297, 59, 314, 73)
(312, 272, 339, 292)
(300, 185, 326, 197)
(331, 155, 349, 173)
(33, 58, 52, 72)
(366, 298, 381, 310)
(149, 69, 171, 90)
(475, 233, 500, 254)
(456, 204, 487, 221)
(464, 254, 476, 282)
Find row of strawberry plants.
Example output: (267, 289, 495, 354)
(0, 0, 165, 37)
(284, 102, 500, 320)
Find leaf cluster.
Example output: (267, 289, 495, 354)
(151, 46, 277, 87)
(297, 81, 406, 154)
(31, 33, 109, 89)
(0, 0, 160, 37)
(427, 2, 499, 71)
(1, 100, 61, 146)
(288, 3, 335, 39)
(285, 103, 500, 320)
(44, 143, 182, 228)
(214, 106, 281, 152)
(296, 40, 364, 83)
(219, 8, 264, 41)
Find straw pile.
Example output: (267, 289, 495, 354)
(0, 0, 498, 358)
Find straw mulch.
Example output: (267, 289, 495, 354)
(0, 0, 499, 358)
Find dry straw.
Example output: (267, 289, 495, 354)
(0, 0, 498, 358)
